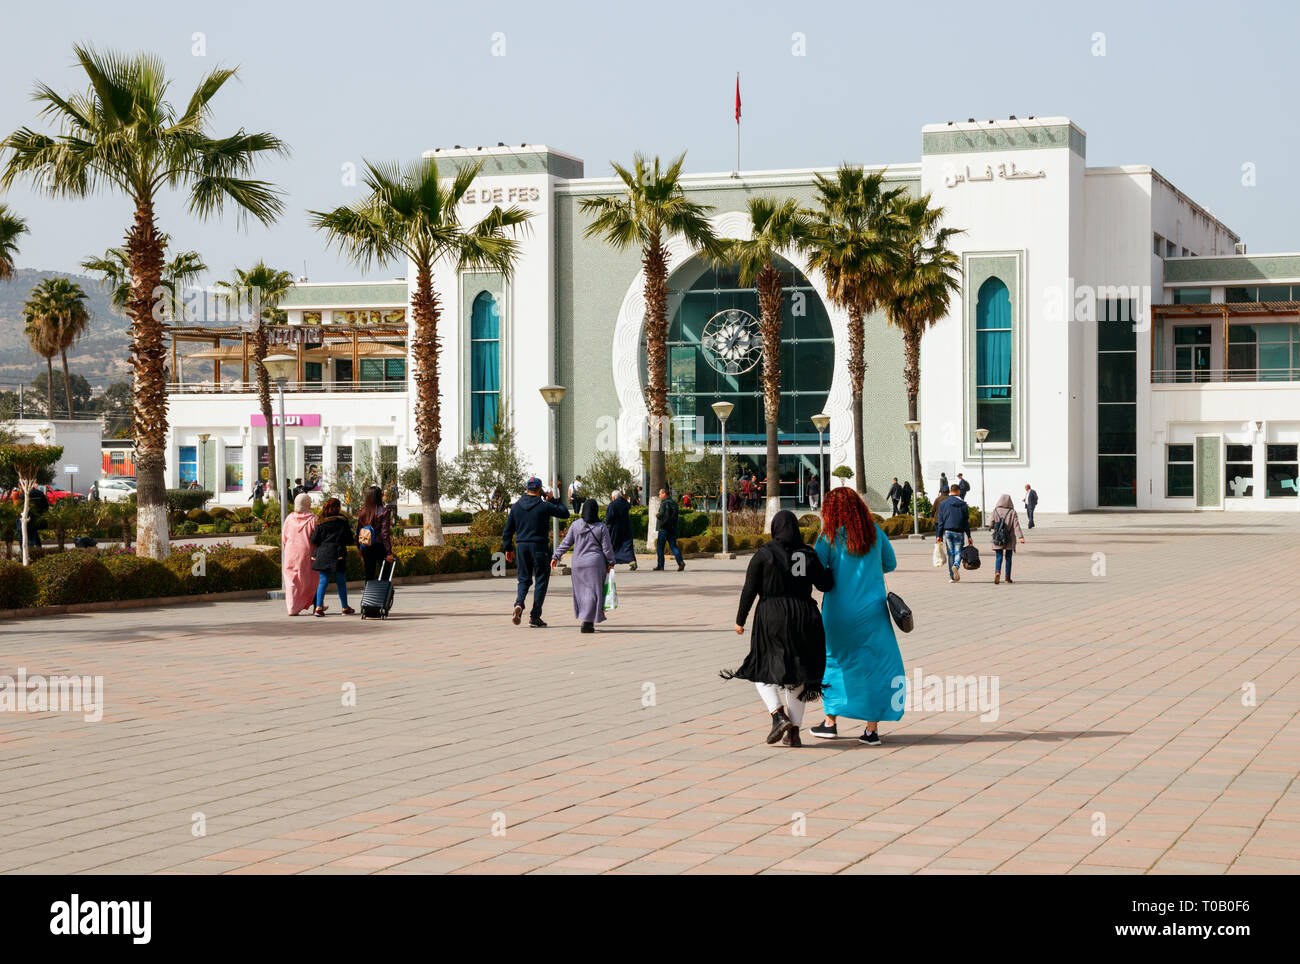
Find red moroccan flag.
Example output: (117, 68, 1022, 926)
(735, 75, 741, 123)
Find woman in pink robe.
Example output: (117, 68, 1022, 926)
(282, 493, 318, 615)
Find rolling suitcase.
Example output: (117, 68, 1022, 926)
(360, 559, 395, 619)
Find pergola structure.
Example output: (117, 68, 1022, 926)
(164, 323, 408, 389)
(1151, 300, 1300, 381)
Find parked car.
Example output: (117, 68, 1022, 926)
(43, 487, 82, 504)
(96, 477, 137, 503)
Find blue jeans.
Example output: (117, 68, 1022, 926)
(944, 531, 965, 580)
(995, 548, 1013, 577)
(656, 529, 683, 568)
(315, 568, 348, 608)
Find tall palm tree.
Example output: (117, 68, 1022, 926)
(2, 45, 286, 559)
(0, 204, 28, 282)
(24, 277, 90, 417)
(884, 194, 963, 496)
(82, 235, 207, 319)
(214, 261, 295, 496)
(580, 153, 724, 523)
(720, 196, 812, 523)
(804, 166, 906, 493)
(312, 158, 531, 546)
(23, 303, 59, 417)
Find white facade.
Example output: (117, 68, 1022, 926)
(9, 419, 102, 495)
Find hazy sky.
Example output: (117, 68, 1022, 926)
(3, 0, 1297, 283)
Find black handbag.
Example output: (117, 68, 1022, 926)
(886, 590, 913, 633)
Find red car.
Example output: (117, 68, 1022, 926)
(42, 487, 83, 504)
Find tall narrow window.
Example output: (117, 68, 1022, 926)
(975, 277, 1012, 443)
(1098, 299, 1137, 506)
(470, 291, 501, 441)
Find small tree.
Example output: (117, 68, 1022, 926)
(583, 450, 636, 504)
(0, 443, 63, 565)
(439, 415, 528, 513)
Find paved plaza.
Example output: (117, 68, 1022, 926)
(1, 513, 1297, 875)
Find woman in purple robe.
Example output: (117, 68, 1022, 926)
(552, 498, 616, 633)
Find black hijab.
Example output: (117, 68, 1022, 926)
(770, 509, 802, 550)
(580, 498, 600, 524)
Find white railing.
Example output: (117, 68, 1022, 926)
(166, 380, 407, 394)
(1152, 368, 1300, 384)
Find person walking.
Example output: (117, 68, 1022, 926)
(939, 472, 949, 497)
(88, 480, 99, 503)
(808, 487, 906, 745)
(552, 499, 616, 633)
(604, 489, 637, 570)
(567, 475, 585, 514)
(957, 473, 971, 499)
(935, 483, 973, 583)
(356, 484, 395, 582)
(282, 492, 319, 615)
(309, 497, 354, 616)
(723, 510, 833, 747)
(1024, 484, 1038, 529)
(989, 493, 1027, 584)
(807, 473, 820, 511)
(653, 487, 684, 571)
(887, 477, 902, 515)
(899, 480, 913, 517)
(503, 476, 570, 628)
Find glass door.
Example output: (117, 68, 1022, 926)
(1174, 326, 1212, 382)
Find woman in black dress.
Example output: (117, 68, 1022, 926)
(722, 510, 833, 746)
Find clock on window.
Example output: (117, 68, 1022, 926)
(701, 308, 762, 375)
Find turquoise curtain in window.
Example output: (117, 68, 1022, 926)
(976, 277, 1012, 399)
(471, 292, 501, 440)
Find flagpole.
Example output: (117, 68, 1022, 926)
(733, 72, 741, 178)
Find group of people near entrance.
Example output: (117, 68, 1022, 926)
(280, 485, 395, 616)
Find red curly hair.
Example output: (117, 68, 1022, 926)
(820, 486, 877, 556)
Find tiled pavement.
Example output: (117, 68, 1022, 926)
(1, 515, 1297, 875)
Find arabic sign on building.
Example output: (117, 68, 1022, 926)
(943, 161, 1046, 188)
(250, 414, 322, 427)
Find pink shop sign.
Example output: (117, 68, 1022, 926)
(251, 413, 321, 427)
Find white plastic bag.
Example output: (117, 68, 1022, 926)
(932, 542, 945, 567)
(603, 571, 619, 611)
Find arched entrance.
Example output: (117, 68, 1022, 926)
(636, 253, 836, 508)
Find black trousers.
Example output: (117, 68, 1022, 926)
(361, 546, 387, 581)
(514, 542, 551, 618)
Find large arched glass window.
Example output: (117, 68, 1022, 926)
(975, 277, 1012, 442)
(470, 291, 500, 441)
(639, 255, 833, 444)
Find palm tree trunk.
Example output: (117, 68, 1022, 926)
(125, 199, 171, 559)
(643, 235, 669, 545)
(60, 348, 75, 418)
(758, 264, 783, 525)
(847, 304, 867, 493)
(903, 325, 923, 497)
(254, 318, 277, 498)
(411, 261, 445, 546)
(45, 357, 55, 417)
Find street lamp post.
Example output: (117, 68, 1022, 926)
(904, 420, 921, 537)
(974, 427, 990, 526)
(197, 433, 210, 508)
(263, 354, 296, 527)
(711, 400, 735, 558)
(811, 413, 830, 510)
(539, 385, 567, 548)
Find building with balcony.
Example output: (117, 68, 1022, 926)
(162, 117, 1297, 512)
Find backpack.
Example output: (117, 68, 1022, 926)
(991, 514, 1012, 548)
(358, 525, 375, 548)
(960, 544, 981, 570)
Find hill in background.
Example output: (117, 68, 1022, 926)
(0, 267, 132, 392)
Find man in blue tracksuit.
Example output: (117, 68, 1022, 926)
(935, 484, 973, 583)
(503, 477, 569, 627)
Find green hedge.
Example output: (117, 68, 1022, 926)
(469, 510, 508, 539)
(102, 555, 182, 600)
(0, 559, 38, 609)
(29, 550, 116, 607)
(166, 489, 213, 514)
(879, 514, 935, 539)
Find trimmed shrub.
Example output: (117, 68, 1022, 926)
(29, 550, 115, 607)
(797, 513, 821, 529)
(256, 527, 281, 547)
(187, 508, 214, 524)
(628, 506, 649, 539)
(440, 510, 472, 525)
(165, 489, 213, 514)
(263, 547, 282, 567)
(469, 510, 508, 539)
(209, 506, 232, 519)
(102, 555, 182, 600)
(677, 537, 698, 554)
(871, 513, 885, 524)
(230, 507, 255, 524)
(677, 510, 709, 538)
(406, 512, 423, 527)
(176, 521, 199, 536)
(393, 546, 433, 577)
(879, 515, 934, 539)
(164, 549, 233, 594)
(968, 505, 983, 528)
(213, 518, 232, 534)
(0, 559, 39, 609)
(206, 548, 280, 592)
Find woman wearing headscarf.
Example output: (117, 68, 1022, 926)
(723, 510, 833, 747)
(809, 487, 906, 746)
(604, 489, 637, 570)
(310, 497, 355, 616)
(988, 493, 1026, 584)
(552, 498, 615, 633)
(281, 492, 319, 615)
